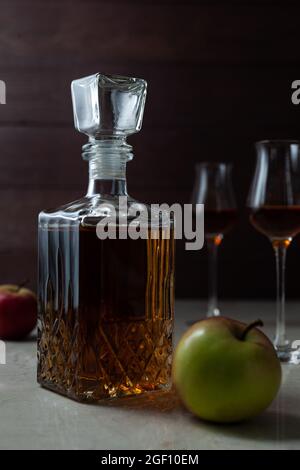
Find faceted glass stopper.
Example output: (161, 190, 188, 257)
(71, 73, 147, 138)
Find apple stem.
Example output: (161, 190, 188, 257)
(16, 279, 29, 292)
(240, 319, 264, 340)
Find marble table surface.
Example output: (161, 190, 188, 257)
(1, 300, 300, 450)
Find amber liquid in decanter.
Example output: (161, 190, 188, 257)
(38, 225, 174, 401)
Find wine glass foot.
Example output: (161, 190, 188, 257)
(185, 307, 220, 327)
(207, 307, 220, 318)
(275, 344, 300, 364)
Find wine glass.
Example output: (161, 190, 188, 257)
(192, 162, 237, 317)
(248, 140, 300, 363)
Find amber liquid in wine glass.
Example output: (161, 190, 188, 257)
(250, 205, 300, 240)
(205, 208, 238, 237)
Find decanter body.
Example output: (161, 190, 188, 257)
(37, 73, 175, 401)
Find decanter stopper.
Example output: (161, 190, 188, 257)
(71, 73, 147, 138)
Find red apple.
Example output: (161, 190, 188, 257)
(0, 284, 37, 340)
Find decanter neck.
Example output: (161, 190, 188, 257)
(84, 137, 133, 197)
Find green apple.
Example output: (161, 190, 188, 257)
(173, 317, 281, 423)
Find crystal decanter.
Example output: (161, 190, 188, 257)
(37, 73, 175, 401)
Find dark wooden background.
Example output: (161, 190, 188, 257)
(1, 0, 300, 299)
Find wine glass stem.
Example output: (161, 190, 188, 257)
(207, 237, 220, 316)
(273, 241, 289, 350)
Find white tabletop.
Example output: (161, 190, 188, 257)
(1, 300, 300, 450)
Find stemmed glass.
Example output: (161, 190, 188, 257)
(248, 140, 300, 363)
(192, 162, 237, 317)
